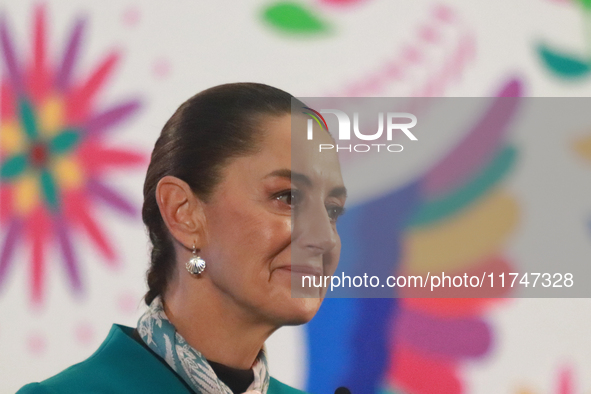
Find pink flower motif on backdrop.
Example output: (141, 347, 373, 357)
(0, 5, 146, 305)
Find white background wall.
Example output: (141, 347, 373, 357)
(1, 1, 591, 393)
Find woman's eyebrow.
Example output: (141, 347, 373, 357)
(266, 169, 347, 197)
(330, 186, 347, 199)
(265, 169, 311, 187)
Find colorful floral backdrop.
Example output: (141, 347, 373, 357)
(1, 1, 591, 393)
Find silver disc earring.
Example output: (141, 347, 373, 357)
(186, 243, 206, 275)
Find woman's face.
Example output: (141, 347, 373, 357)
(199, 113, 345, 326)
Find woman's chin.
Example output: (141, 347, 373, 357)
(274, 297, 323, 326)
(265, 269, 325, 325)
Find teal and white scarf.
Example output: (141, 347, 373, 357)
(137, 297, 270, 394)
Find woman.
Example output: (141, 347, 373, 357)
(17, 83, 346, 394)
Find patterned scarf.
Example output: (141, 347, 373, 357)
(137, 297, 270, 394)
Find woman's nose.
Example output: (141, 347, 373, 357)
(293, 202, 338, 254)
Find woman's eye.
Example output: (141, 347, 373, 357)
(326, 205, 346, 222)
(275, 189, 301, 207)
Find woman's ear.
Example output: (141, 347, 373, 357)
(155, 175, 206, 249)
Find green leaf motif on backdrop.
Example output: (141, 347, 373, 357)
(50, 129, 80, 154)
(411, 146, 517, 227)
(0, 154, 27, 179)
(537, 43, 591, 78)
(40, 169, 59, 210)
(578, 0, 591, 11)
(262, 1, 329, 35)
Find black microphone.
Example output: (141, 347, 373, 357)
(334, 387, 351, 394)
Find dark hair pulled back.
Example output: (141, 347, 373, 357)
(142, 83, 294, 305)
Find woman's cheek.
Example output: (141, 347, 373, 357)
(260, 213, 291, 244)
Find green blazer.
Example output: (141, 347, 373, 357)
(17, 324, 307, 394)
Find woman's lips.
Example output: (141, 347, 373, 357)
(279, 265, 323, 276)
